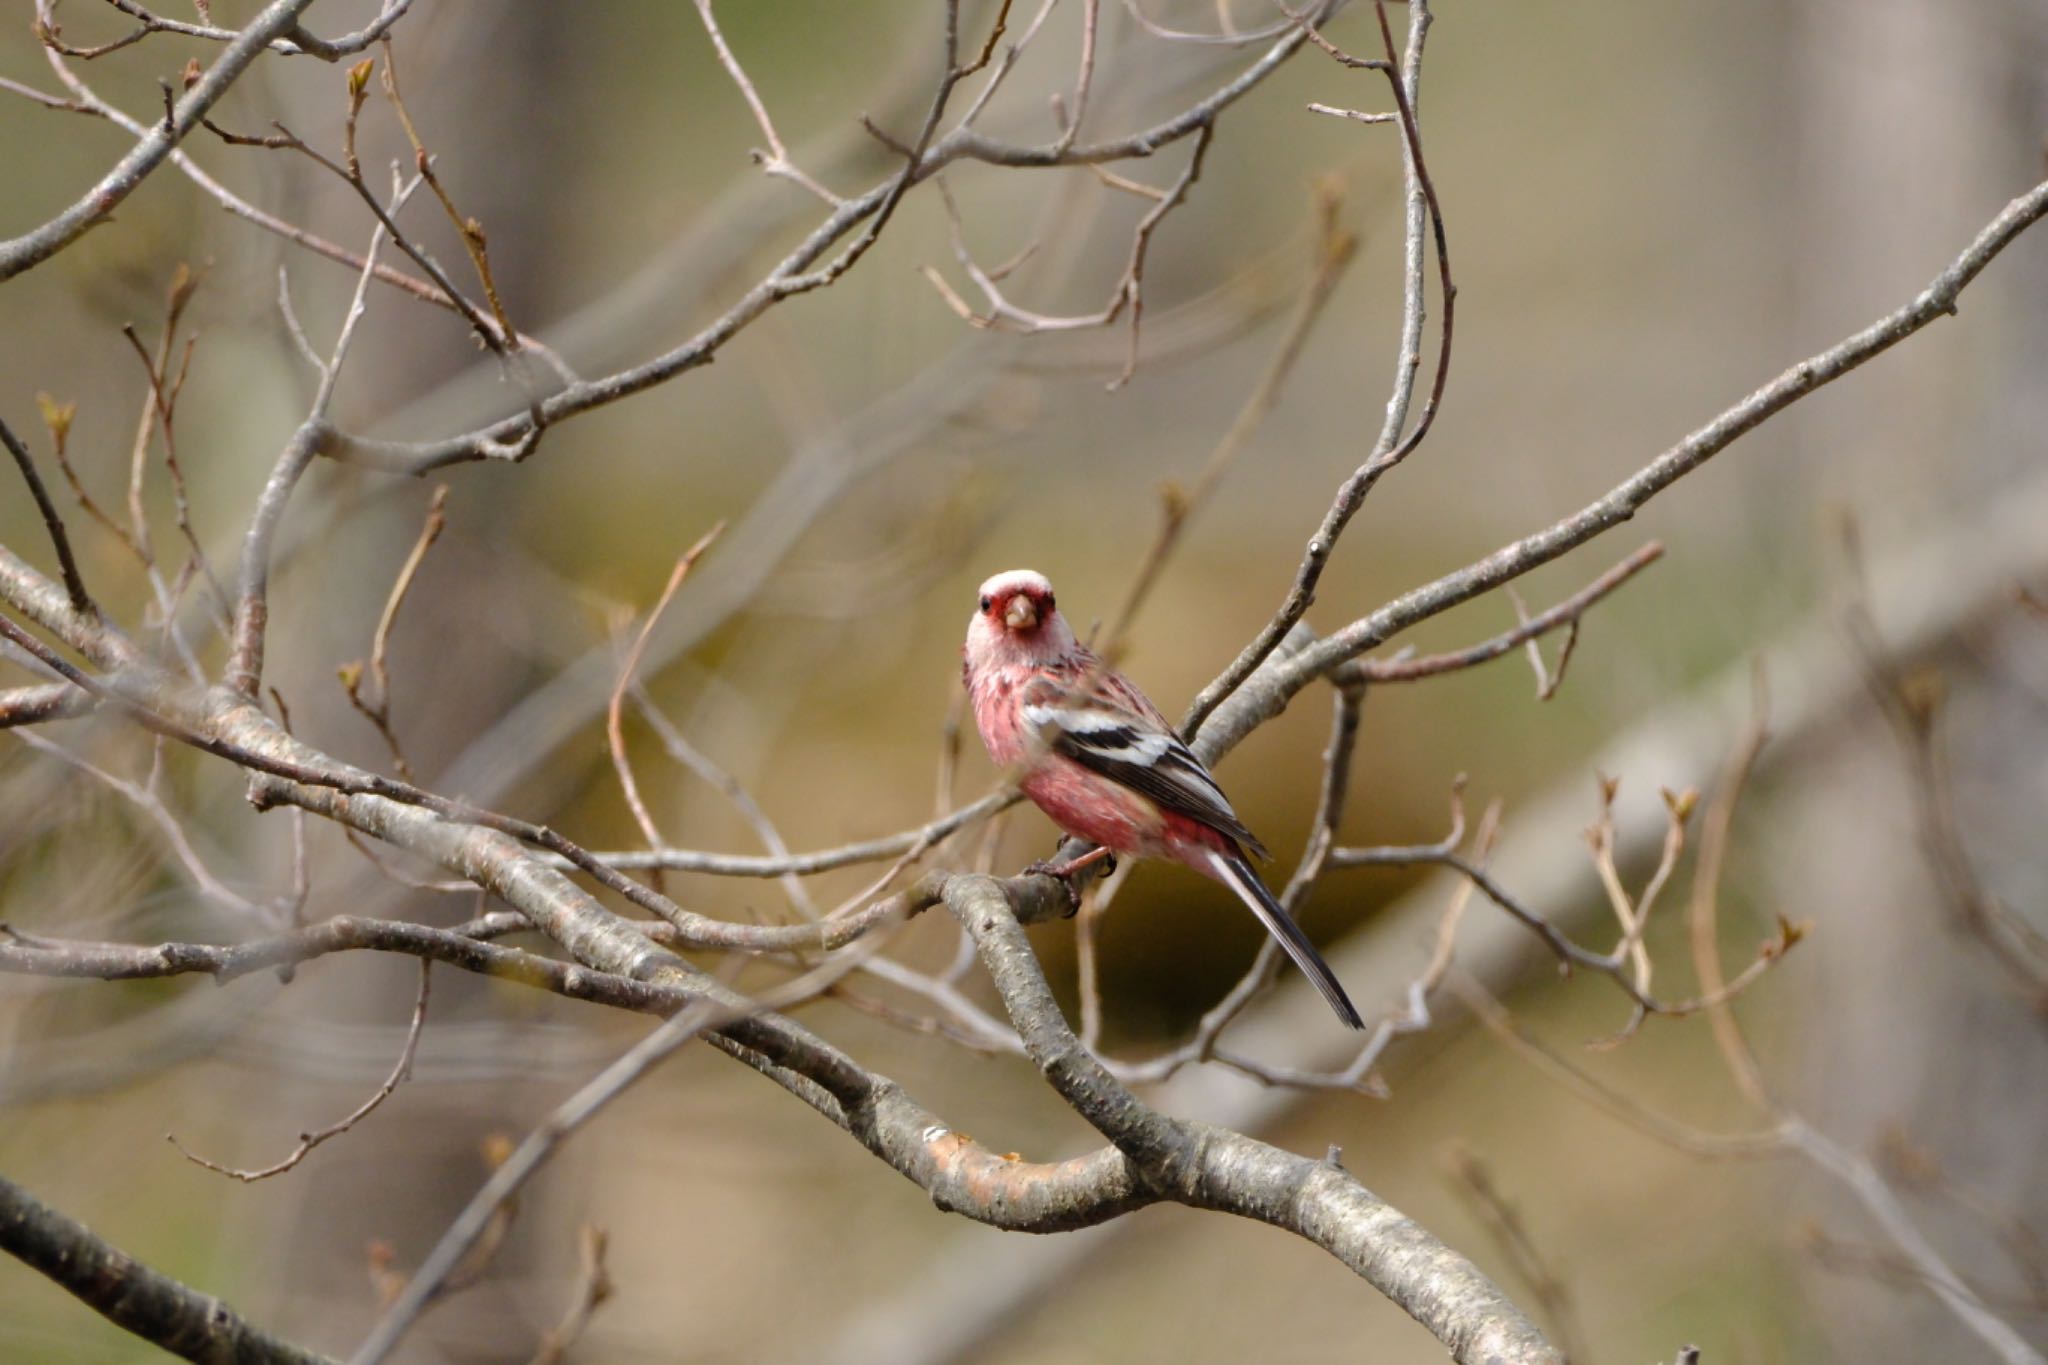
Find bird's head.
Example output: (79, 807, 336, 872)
(965, 568, 1076, 664)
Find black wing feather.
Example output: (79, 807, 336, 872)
(1031, 698, 1271, 859)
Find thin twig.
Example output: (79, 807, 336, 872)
(694, 0, 843, 204)
(90, 0, 415, 59)
(0, 414, 96, 615)
(606, 524, 726, 869)
(168, 962, 431, 1181)
(1183, 0, 1452, 734)
(379, 47, 520, 350)
(528, 1225, 613, 1365)
(1443, 1145, 1589, 1364)
(1345, 543, 1664, 685)
(1688, 675, 1774, 1110)
(342, 485, 450, 780)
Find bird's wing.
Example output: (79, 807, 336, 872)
(1018, 672, 1269, 858)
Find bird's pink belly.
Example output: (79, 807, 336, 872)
(1020, 760, 1170, 858)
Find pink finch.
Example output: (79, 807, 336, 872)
(962, 568, 1364, 1030)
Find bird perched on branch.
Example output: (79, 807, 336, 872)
(962, 568, 1364, 1029)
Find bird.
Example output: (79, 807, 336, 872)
(962, 567, 1365, 1029)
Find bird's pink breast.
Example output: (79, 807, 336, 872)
(968, 668, 1026, 765)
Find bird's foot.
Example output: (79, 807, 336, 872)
(1021, 859, 1085, 915)
(1022, 846, 1117, 916)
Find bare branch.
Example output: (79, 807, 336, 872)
(528, 1225, 613, 1365)
(1192, 174, 2048, 763)
(0, 681, 93, 728)
(341, 485, 450, 781)
(940, 874, 1562, 1363)
(319, 6, 1344, 475)
(0, 1173, 334, 1364)
(0, 414, 96, 616)
(922, 122, 1218, 387)
(378, 47, 521, 352)
(1346, 542, 1664, 685)
(1183, 0, 1452, 733)
(169, 962, 430, 1181)
(694, 0, 844, 204)
(4, 0, 319, 280)
(606, 525, 726, 864)
(1331, 778, 1797, 1023)
(13, 54, 563, 357)
(91, 0, 415, 59)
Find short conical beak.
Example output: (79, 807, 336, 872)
(1004, 595, 1038, 630)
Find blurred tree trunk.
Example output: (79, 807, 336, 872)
(1781, 0, 2048, 1354)
(247, 7, 593, 1356)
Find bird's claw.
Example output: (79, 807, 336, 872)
(1021, 847, 1117, 917)
(1022, 858, 1086, 915)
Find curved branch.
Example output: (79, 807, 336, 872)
(94, 0, 412, 60)
(941, 874, 1561, 1364)
(1345, 541, 1662, 685)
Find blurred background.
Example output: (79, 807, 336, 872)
(2, 0, 2045, 1360)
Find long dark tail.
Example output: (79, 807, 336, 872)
(1206, 848, 1364, 1030)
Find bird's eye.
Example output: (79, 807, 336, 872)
(1044, 594, 1055, 612)
(979, 595, 992, 613)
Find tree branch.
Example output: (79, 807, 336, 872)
(1192, 175, 2048, 763)
(4, 0, 319, 280)
(940, 873, 1562, 1364)
(0, 1172, 336, 1364)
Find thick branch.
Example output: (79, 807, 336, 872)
(0, 681, 93, 728)
(0, 1173, 334, 1364)
(942, 874, 1561, 1364)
